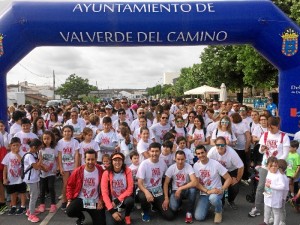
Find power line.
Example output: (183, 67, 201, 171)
(18, 63, 52, 78)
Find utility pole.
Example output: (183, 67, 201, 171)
(53, 70, 55, 99)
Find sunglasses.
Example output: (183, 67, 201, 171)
(161, 117, 169, 119)
(139, 112, 145, 114)
(216, 144, 226, 147)
(189, 116, 195, 118)
(176, 120, 184, 123)
(121, 102, 128, 104)
(119, 112, 125, 115)
(221, 121, 229, 124)
(221, 112, 228, 115)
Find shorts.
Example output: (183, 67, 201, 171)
(6, 182, 27, 194)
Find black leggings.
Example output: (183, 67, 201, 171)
(40, 176, 56, 204)
(66, 198, 106, 225)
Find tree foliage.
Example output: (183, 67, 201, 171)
(56, 74, 97, 101)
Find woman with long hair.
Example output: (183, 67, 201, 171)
(101, 152, 134, 225)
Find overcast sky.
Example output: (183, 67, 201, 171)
(1, 0, 205, 89)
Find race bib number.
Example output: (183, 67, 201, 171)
(62, 154, 74, 163)
(149, 186, 163, 197)
(83, 199, 96, 209)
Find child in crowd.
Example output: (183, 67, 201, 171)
(94, 117, 118, 162)
(129, 151, 140, 209)
(0, 124, 8, 214)
(23, 138, 45, 223)
(176, 136, 193, 165)
(0, 120, 9, 149)
(38, 131, 58, 213)
(160, 140, 174, 167)
(286, 140, 300, 197)
(14, 118, 38, 153)
(79, 127, 100, 166)
(136, 127, 151, 163)
(101, 154, 110, 170)
(120, 126, 134, 165)
(260, 157, 285, 225)
(57, 125, 79, 210)
(1, 137, 26, 215)
(278, 159, 289, 225)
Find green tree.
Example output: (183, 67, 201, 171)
(56, 74, 97, 101)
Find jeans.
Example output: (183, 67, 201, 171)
(138, 190, 175, 220)
(66, 198, 106, 225)
(255, 167, 268, 211)
(169, 188, 197, 213)
(194, 193, 223, 221)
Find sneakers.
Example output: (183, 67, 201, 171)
(28, 214, 40, 223)
(185, 212, 193, 223)
(15, 207, 26, 215)
(0, 204, 8, 215)
(141, 212, 150, 222)
(26, 209, 41, 217)
(49, 204, 57, 213)
(61, 202, 67, 211)
(125, 216, 131, 225)
(248, 207, 261, 217)
(8, 207, 16, 215)
(214, 212, 222, 224)
(76, 218, 85, 225)
(38, 204, 45, 213)
(228, 201, 238, 210)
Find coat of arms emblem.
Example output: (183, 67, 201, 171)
(281, 28, 298, 56)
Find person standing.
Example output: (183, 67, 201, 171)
(248, 117, 290, 218)
(66, 149, 105, 225)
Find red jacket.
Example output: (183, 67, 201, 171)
(66, 164, 104, 201)
(101, 167, 133, 213)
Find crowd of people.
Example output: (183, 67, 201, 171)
(0, 96, 299, 225)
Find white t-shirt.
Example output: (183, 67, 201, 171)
(188, 128, 206, 152)
(177, 148, 194, 164)
(130, 118, 152, 133)
(150, 123, 171, 144)
(165, 163, 195, 190)
(259, 131, 290, 168)
(206, 121, 218, 138)
(120, 139, 134, 165)
(65, 119, 85, 137)
(1, 151, 24, 185)
(14, 131, 38, 153)
(111, 172, 128, 199)
(211, 129, 237, 144)
(207, 146, 244, 172)
(137, 158, 167, 190)
(129, 164, 139, 184)
(40, 147, 58, 178)
(173, 126, 187, 139)
(23, 152, 40, 183)
(133, 128, 155, 143)
(193, 158, 227, 193)
(252, 125, 267, 141)
(9, 123, 22, 137)
(124, 108, 137, 123)
(79, 140, 100, 165)
(159, 153, 174, 167)
(95, 130, 118, 159)
(232, 122, 250, 150)
(113, 119, 131, 132)
(264, 170, 285, 208)
(57, 138, 79, 171)
(137, 139, 152, 163)
(293, 130, 300, 154)
(78, 168, 99, 201)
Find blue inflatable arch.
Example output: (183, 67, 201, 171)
(0, 0, 300, 134)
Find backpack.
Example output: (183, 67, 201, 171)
(21, 152, 38, 180)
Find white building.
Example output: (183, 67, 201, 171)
(163, 72, 179, 85)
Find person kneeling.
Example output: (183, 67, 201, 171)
(101, 153, 134, 225)
(66, 149, 105, 225)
